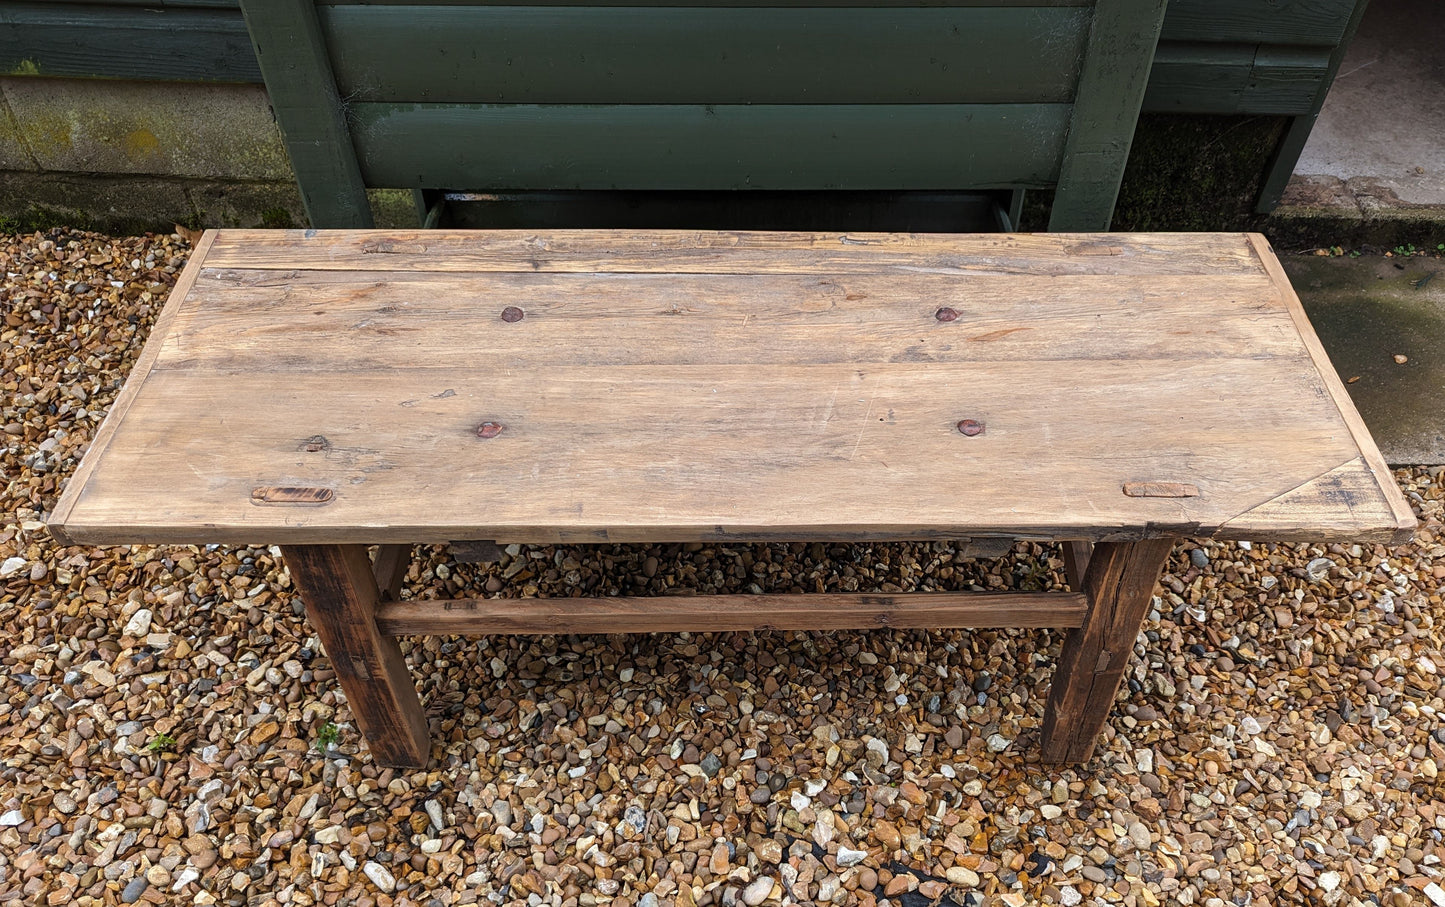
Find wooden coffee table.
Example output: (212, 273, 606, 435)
(51, 229, 1414, 768)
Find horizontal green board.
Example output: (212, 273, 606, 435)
(323, 6, 1089, 104)
(323, 0, 1093, 6)
(350, 103, 1070, 191)
(0, 2, 259, 82)
(1144, 42, 1331, 114)
(1161, 0, 1358, 46)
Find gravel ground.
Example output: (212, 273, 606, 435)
(3, 229, 1444, 907)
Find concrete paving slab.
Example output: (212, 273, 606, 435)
(1284, 253, 1445, 465)
(1293, 0, 1445, 207)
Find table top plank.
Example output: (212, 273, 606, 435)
(51, 230, 1414, 547)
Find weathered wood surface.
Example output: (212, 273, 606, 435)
(51, 230, 1415, 548)
(1041, 538, 1174, 762)
(376, 591, 1088, 636)
(281, 544, 429, 768)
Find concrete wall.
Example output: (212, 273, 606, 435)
(0, 77, 412, 232)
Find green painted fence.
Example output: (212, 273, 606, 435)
(0, 0, 1371, 213)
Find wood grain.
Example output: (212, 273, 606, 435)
(1041, 537, 1174, 763)
(200, 229, 1265, 275)
(281, 544, 429, 768)
(51, 230, 1411, 549)
(375, 591, 1088, 636)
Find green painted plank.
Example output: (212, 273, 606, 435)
(1049, 0, 1167, 230)
(0, 2, 259, 82)
(323, 6, 1089, 105)
(39, 0, 240, 7)
(349, 103, 1071, 191)
(1144, 43, 1330, 115)
(1162, 0, 1357, 46)
(238, 0, 371, 226)
(1256, 0, 1371, 212)
(323, 0, 1093, 6)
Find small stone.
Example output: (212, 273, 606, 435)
(742, 877, 774, 906)
(122, 608, 153, 637)
(1424, 883, 1445, 907)
(873, 821, 901, 850)
(700, 752, 723, 779)
(857, 868, 878, 891)
(1305, 557, 1334, 582)
(945, 867, 979, 887)
(28, 562, 46, 582)
(145, 866, 171, 887)
(1317, 871, 1340, 893)
(1239, 715, 1262, 736)
(710, 843, 730, 874)
(120, 877, 148, 904)
(1082, 866, 1107, 884)
(987, 734, 1011, 753)
(1189, 549, 1208, 568)
(491, 799, 513, 828)
(837, 847, 867, 867)
(0, 810, 23, 826)
(0, 557, 25, 578)
(362, 861, 396, 892)
(643, 556, 659, 577)
(884, 874, 915, 897)
(1060, 887, 1082, 907)
(945, 726, 964, 749)
(424, 799, 445, 831)
(918, 881, 947, 900)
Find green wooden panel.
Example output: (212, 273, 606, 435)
(1049, 0, 1168, 230)
(349, 103, 1071, 191)
(324, 0, 1092, 6)
(322, 6, 1089, 105)
(1161, 0, 1357, 46)
(1144, 43, 1330, 114)
(0, 2, 259, 82)
(238, 0, 372, 226)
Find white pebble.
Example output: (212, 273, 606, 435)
(1239, 715, 1262, 736)
(742, 876, 774, 906)
(1425, 882, 1445, 907)
(122, 608, 153, 637)
(0, 557, 25, 577)
(0, 809, 23, 826)
(986, 734, 1011, 753)
(362, 861, 395, 892)
(1060, 886, 1082, 907)
(1317, 871, 1340, 893)
(836, 847, 867, 867)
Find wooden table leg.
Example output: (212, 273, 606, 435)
(281, 544, 430, 768)
(1041, 538, 1174, 763)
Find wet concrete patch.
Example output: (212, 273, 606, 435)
(1283, 254, 1445, 465)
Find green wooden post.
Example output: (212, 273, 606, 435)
(1048, 0, 1169, 231)
(238, 0, 373, 228)
(1254, 0, 1372, 213)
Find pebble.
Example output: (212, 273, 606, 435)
(1305, 557, 1334, 581)
(836, 847, 867, 867)
(1189, 549, 1209, 568)
(986, 733, 1011, 752)
(0, 810, 23, 826)
(0, 556, 25, 577)
(362, 861, 396, 892)
(946, 867, 980, 887)
(120, 877, 148, 904)
(742, 877, 774, 905)
(1425, 883, 1445, 907)
(121, 608, 153, 637)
